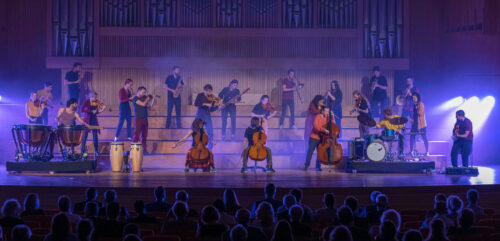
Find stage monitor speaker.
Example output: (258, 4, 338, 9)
(445, 167, 479, 176)
(349, 139, 365, 160)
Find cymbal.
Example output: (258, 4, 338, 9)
(389, 117, 408, 125)
(357, 115, 377, 127)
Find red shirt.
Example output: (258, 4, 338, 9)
(282, 77, 296, 100)
(454, 118, 473, 141)
(310, 114, 335, 140)
(119, 87, 131, 103)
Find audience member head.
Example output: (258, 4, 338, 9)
(172, 201, 188, 220)
(175, 190, 189, 202)
(289, 205, 304, 223)
(255, 202, 275, 224)
(337, 205, 354, 226)
(50, 213, 71, 240)
(230, 224, 248, 241)
(235, 208, 251, 225)
(104, 189, 117, 203)
(134, 200, 146, 215)
(379, 221, 397, 241)
(106, 202, 120, 220)
(446, 195, 463, 214)
(270, 220, 293, 241)
(434, 201, 447, 215)
(77, 219, 93, 241)
(323, 193, 335, 209)
(381, 209, 401, 232)
(223, 188, 240, 211)
(344, 196, 358, 213)
(23, 193, 40, 212)
(402, 230, 423, 241)
(282, 194, 297, 208)
(434, 193, 447, 204)
(322, 226, 335, 241)
(376, 194, 389, 209)
(290, 189, 303, 203)
(370, 191, 382, 204)
(153, 186, 165, 202)
(2, 199, 22, 218)
(123, 223, 139, 236)
(85, 187, 98, 201)
(122, 234, 142, 241)
(466, 189, 479, 205)
(265, 183, 276, 198)
(328, 225, 353, 241)
(57, 195, 71, 213)
(212, 199, 226, 213)
(11, 225, 31, 241)
(84, 202, 99, 218)
(201, 205, 220, 224)
(458, 208, 474, 229)
(427, 218, 447, 241)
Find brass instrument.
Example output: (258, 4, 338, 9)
(396, 86, 412, 106)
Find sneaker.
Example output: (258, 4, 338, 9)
(279, 124, 284, 129)
(240, 168, 247, 173)
(113, 137, 118, 142)
(184, 168, 189, 173)
(316, 167, 323, 171)
(210, 168, 216, 173)
(266, 168, 276, 173)
(292, 125, 297, 129)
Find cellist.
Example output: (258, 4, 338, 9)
(304, 105, 336, 171)
(240, 117, 275, 173)
(172, 118, 216, 173)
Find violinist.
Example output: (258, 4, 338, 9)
(279, 69, 299, 129)
(241, 117, 275, 173)
(172, 118, 216, 173)
(352, 90, 371, 137)
(251, 95, 277, 134)
(194, 84, 220, 149)
(377, 108, 404, 157)
(218, 79, 241, 141)
(36, 81, 53, 125)
(114, 78, 134, 142)
(81, 92, 106, 156)
(26, 92, 45, 124)
(304, 106, 335, 171)
(132, 86, 155, 154)
(324, 80, 343, 137)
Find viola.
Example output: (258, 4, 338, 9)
(207, 94, 222, 104)
(249, 125, 267, 161)
(189, 130, 211, 162)
(317, 106, 343, 165)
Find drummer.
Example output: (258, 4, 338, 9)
(26, 92, 45, 124)
(377, 108, 405, 156)
(56, 98, 91, 128)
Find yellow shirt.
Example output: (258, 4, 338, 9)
(377, 115, 404, 132)
(36, 89, 53, 103)
(26, 101, 43, 118)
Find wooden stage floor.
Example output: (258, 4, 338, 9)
(1, 166, 498, 189)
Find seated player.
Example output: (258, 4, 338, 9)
(377, 108, 404, 156)
(241, 117, 275, 173)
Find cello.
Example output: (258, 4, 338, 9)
(189, 129, 211, 163)
(317, 104, 343, 165)
(248, 121, 267, 161)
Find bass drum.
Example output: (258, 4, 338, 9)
(366, 140, 387, 162)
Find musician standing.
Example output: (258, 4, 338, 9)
(194, 84, 219, 149)
(369, 66, 388, 119)
(36, 82, 54, 125)
(65, 62, 82, 101)
(352, 91, 371, 137)
(410, 92, 429, 155)
(81, 92, 105, 156)
(218, 79, 241, 141)
(164, 66, 184, 129)
(132, 87, 155, 154)
(114, 79, 134, 141)
(280, 69, 298, 129)
(241, 117, 275, 173)
(251, 95, 277, 134)
(324, 80, 343, 137)
(401, 76, 419, 120)
(26, 92, 45, 124)
(451, 110, 473, 167)
(304, 106, 334, 171)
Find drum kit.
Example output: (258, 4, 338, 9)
(110, 142, 143, 173)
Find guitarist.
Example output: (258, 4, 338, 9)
(241, 117, 275, 173)
(164, 66, 184, 129)
(218, 79, 241, 141)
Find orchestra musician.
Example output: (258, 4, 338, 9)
(194, 84, 220, 149)
(132, 87, 155, 154)
(36, 82, 54, 125)
(409, 92, 429, 155)
(65, 62, 82, 101)
(56, 98, 91, 128)
(304, 95, 324, 148)
(352, 90, 371, 137)
(26, 92, 45, 124)
(451, 110, 473, 167)
(279, 69, 299, 129)
(172, 118, 216, 173)
(377, 108, 404, 156)
(251, 95, 277, 134)
(81, 92, 106, 156)
(304, 105, 335, 171)
(401, 76, 419, 121)
(114, 78, 134, 142)
(369, 66, 388, 119)
(164, 66, 184, 129)
(324, 80, 343, 137)
(241, 117, 275, 173)
(218, 79, 241, 141)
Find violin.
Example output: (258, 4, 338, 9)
(207, 94, 222, 104)
(263, 103, 276, 113)
(189, 130, 211, 162)
(317, 104, 343, 165)
(90, 99, 106, 110)
(140, 94, 160, 101)
(248, 122, 267, 161)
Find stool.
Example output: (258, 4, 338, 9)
(247, 158, 267, 173)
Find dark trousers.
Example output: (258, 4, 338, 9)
(198, 115, 214, 149)
(134, 118, 149, 152)
(335, 117, 342, 138)
(115, 103, 132, 138)
(370, 97, 388, 118)
(29, 117, 43, 124)
(83, 130, 99, 154)
(242, 147, 273, 168)
(410, 127, 429, 153)
(280, 99, 295, 126)
(221, 105, 236, 137)
(451, 139, 472, 167)
(41, 108, 49, 125)
(359, 123, 369, 137)
(166, 96, 182, 128)
(305, 138, 321, 169)
(68, 86, 79, 101)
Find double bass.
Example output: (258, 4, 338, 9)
(248, 121, 267, 161)
(317, 104, 343, 165)
(189, 129, 211, 163)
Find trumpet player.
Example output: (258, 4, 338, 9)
(81, 92, 106, 156)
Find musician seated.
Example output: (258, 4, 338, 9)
(241, 117, 275, 173)
(56, 98, 91, 128)
(377, 108, 404, 156)
(26, 92, 45, 124)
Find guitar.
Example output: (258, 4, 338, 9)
(218, 88, 250, 111)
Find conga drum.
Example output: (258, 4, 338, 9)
(110, 142, 124, 172)
(130, 142, 143, 172)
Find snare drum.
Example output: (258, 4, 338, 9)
(366, 140, 387, 162)
(130, 142, 143, 172)
(110, 142, 124, 172)
(14, 124, 52, 147)
(381, 129, 395, 141)
(56, 125, 86, 147)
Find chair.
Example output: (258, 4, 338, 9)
(484, 208, 495, 217)
(31, 228, 50, 235)
(143, 235, 181, 241)
(23, 220, 40, 229)
(31, 234, 45, 241)
(140, 229, 155, 238)
(478, 218, 500, 228)
(403, 221, 423, 230)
